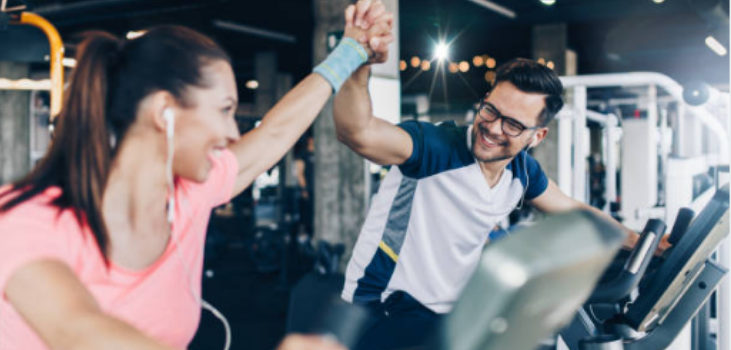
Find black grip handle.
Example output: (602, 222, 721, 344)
(667, 208, 695, 245)
(642, 219, 666, 239)
(588, 219, 666, 303)
(623, 219, 665, 274)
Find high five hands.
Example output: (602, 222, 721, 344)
(343, 0, 395, 65)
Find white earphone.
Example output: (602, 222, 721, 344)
(163, 108, 176, 224)
(526, 134, 539, 151)
(515, 133, 539, 211)
(163, 108, 175, 142)
(162, 107, 232, 350)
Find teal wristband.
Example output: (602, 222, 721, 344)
(314, 37, 368, 93)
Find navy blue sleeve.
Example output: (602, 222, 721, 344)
(396, 121, 471, 179)
(524, 152, 549, 200)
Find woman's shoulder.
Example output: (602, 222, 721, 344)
(0, 186, 81, 235)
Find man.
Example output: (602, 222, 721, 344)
(333, 58, 654, 350)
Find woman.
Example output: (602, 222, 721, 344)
(0, 1, 393, 349)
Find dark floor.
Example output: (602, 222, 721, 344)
(190, 214, 316, 350)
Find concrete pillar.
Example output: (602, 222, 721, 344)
(313, 0, 363, 266)
(0, 62, 31, 185)
(312, 0, 400, 268)
(254, 52, 293, 221)
(254, 52, 277, 118)
(531, 23, 577, 183)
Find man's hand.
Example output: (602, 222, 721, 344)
(343, 0, 394, 64)
(657, 234, 672, 256)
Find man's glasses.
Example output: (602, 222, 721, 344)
(476, 101, 542, 138)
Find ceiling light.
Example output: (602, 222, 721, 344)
(652, 0, 664, 3)
(62, 58, 76, 68)
(421, 60, 431, 71)
(459, 61, 470, 73)
(448, 62, 459, 73)
(399, 60, 407, 71)
(465, 0, 517, 19)
(486, 58, 496, 69)
(411, 56, 421, 68)
(434, 42, 450, 61)
(126, 30, 147, 40)
(540, 0, 556, 5)
(473, 56, 484, 67)
(245, 80, 259, 89)
(705, 35, 727, 56)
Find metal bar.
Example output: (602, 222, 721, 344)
(35, 0, 152, 16)
(573, 86, 587, 202)
(558, 107, 573, 196)
(720, 240, 731, 350)
(648, 84, 659, 210)
(213, 20, 297, 44)
(605, 114, 619, 213)
(464, 0, 516, 19)
(587, 95, 677, 107)
(560, 72, 729, 169)
(17, 12, 64, 119)
(0, 78, 52, 90)
(722, 80, 731, 350)
(585, 109, 611, 125)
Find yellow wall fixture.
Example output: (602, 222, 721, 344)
(10, 12, 65, 120)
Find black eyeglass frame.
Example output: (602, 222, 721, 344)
(475, 100, 544, 138)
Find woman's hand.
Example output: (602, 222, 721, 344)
(343, 0, 394, 64)
(275, 334, 348, 350)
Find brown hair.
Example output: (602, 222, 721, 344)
(0, 26, 230, 258)
(493, 58, 564, 126)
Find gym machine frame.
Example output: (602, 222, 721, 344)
(558, 72, 730, 350)
(1, 1, 64, 119)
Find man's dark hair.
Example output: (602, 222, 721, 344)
(493, 58, 564, 126)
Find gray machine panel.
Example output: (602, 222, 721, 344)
(438, 210, 625, 350)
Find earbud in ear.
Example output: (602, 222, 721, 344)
(530, 134, 538, 148)
(163, 108, 175, 139)
(525, 134, 538, 151)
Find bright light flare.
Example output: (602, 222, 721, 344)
(245, 80, 259, 89)
(434, 42, 450, 61)
(126, 30, 147, 40)
(705, 36, 727, 56)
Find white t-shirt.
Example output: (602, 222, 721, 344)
(342, 120, 549, 313)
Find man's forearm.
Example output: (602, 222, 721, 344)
(334, 65, 374, 144)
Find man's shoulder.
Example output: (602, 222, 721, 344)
(394, 120, 474, 179)
(398, 119, 468, 146)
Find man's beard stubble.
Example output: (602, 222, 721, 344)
(471, 124, 519, 163)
